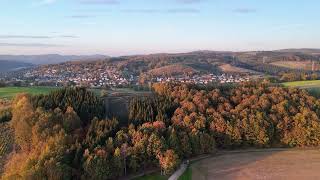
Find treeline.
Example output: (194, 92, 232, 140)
(153, 82, 320, 147)
(2, 88, 214, 179)
(3, 82, 320, 179)
(31, 87, 105, 124)
(228, 58, 320, 82)
(128, 96, 177, 125)
(116, 54, 222, 76)
(229, 58, 307, 75)
(280, 72, 319, 82)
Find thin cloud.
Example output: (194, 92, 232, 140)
(233, 8, 257, 14)
(37, 0, 194, 8)
(41, 0, 57, 4)
(176, 0, 203, 4)
(77, 0, 202, 5)
(78, 0, 120, 5)
(0, 35, 51, 39)
(32, 0, 57, 6)
(0, 35, 78, 39)
(167, 9, 200, 13)
(66, 15, 95, 18)
(122, 8, 200, 14)
(0, 43, 64, 47)
(58, 35, 78, 38)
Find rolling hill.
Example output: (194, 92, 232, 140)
(147, 64, 198, 76)
(0, 54, 108, 65)
(4, 49, 320, 82)
(0, 60, 34, 73)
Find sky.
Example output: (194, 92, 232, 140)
(0, 0, 319, 56)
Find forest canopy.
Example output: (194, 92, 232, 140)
(2, 82, 320, 179)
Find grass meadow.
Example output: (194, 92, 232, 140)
(282, 80, 320, 98)
(0, 86, 57, 99)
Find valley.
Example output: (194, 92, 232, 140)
(2, 49, 320, 88)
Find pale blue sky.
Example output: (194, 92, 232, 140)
(0, 0, 319, 56)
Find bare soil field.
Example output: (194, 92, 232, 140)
(219, 64, 258, 74)
(270, 60, 318, 70)
(192, 149, 320, 180)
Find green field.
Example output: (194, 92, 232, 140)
(134, 173, 168, 180)
(282, 80, 320, 98)
(178, 167, 192, 180)
(0, 86, 58, 99)
(282, 80, 320, 88)
(0, 86, 150, 100)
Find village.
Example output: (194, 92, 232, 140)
(154, 74, 250, 84)
(19, 64, 250, 87)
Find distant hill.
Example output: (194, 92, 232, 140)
(277, 48, 320, 54)
(147, 64, 198, 76)
(0, 60, 34, 73)
(0, 54, 108, 65)
(5, 49, 320, 81)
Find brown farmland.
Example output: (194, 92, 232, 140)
(192, 149, 320, 180)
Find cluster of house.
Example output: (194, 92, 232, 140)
(154, 74, 250, 84)
(24, 65, 135, 87)
(18, 64, 250, 88)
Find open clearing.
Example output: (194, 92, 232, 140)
(191, 149, 320, 180)
(282, 80, 320, 89)
(0, 86, 57, 99)
(282, 80, 320, 97)
(219, 64, 253, 73)
(270, 60, 315, 70)
(0, 87, 146, 99)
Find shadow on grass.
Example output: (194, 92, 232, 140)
(133, 172, 169, 180)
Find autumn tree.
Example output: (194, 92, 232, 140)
(157, 149, 180, 175)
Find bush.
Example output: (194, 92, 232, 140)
(0, 108, 12, 123)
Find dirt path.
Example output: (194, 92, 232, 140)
(192, 149, 320, 180)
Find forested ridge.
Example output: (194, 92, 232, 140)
(2, 83, 320, 179)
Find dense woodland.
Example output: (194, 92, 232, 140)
(2, 82, 320, 179)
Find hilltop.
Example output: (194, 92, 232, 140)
(0, 60, 33, 73)
(0, 54, 108, 65)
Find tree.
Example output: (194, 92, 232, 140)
(179, 132, 192, 158)
(63, 107, 81, 133)
(31, 87, 105, 124)
(157, 150, 180, 175)
(168, 128, 181, 156)
(147, 133, 166, 162)
(83, 148, 114, 180)
(10, 94, 35, 150)
(85, 118, 118, 149)
(113, 148, 123, 177)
